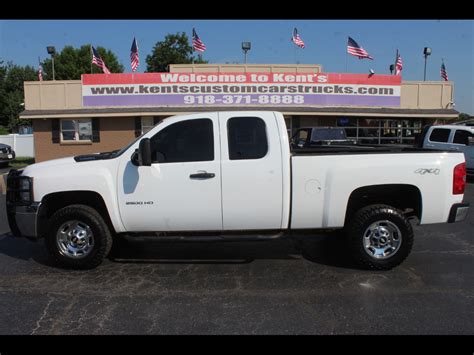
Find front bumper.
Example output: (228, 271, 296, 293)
(6, 169, 42, 239)
(7, 202, 42, 239)
(447, 203, 470, 223)
(0, 151, 15, 162)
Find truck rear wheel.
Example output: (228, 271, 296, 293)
(45, 204, 113, 269)
(346, 204, 414, 270)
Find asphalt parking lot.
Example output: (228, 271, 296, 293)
(0, 170, 473, 335)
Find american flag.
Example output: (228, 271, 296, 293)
(395, 53, 403, 75)
(292, 28, 305, 49)
(347, 36, 373, 60)
(38, 59, 43, 81)
(130, 37, 139, 72)
(440, 61, 449, 81)
(192, 28, 206, 52)
(91, 46, 111, 74)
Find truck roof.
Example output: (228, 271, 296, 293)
(429, 125, 474, 132)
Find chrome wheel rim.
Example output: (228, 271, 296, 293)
(56, 220, 94, 259)
(363, 220, 402, 260)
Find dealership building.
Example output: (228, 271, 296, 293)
(20, 63, 458, 162)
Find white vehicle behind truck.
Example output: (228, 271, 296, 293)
(417, 124, 474, 176)
(6, 111, 469, 270)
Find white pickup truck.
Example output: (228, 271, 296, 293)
(6, 111, 469, 270)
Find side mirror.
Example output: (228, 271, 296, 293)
(130, 138, 152, 166)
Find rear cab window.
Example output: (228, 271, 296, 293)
(227, 117, 268, 160)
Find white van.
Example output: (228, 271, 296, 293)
(420, 125, 474, 175)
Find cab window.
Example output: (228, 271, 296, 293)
(227, 117, 268, 160)
(453, 130, 473, 146)
(429, 128, 451, 143)
(150, 119, 214, 163)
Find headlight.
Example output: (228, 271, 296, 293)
(7, 174, 33, 205)
(19, 178, 32, 202)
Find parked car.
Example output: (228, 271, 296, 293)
(291, 127, 356, 149)
(6, 111, 469, 270)
(417, 124, 474, 176)
(0, 143, 15, 167)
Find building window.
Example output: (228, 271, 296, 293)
(141, 117, 155, 134)
(61, 119, 92, 142)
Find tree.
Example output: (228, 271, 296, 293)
(146, 32, 208, 72)
(457, 112, 471, 122)
(41, 45, 124, 80)
(0, 62, 37, 130)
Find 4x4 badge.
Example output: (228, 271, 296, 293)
(415, 168, 440, 175)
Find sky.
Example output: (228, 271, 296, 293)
(0, 19, 473, 114)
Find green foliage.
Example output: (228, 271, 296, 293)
(146, 32, 208, 72)
(9, 156, 35, 169)
(41, 45, 124, 80)
(0, 61, 36, 130)
(458, 112, 471, 121)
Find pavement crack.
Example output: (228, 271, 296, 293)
(31, 294, 54, 335)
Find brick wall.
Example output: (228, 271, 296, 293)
(33, 117, 136, 162)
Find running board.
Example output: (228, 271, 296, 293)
(121, 232, 286, 242)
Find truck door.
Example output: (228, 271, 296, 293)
(117, 114, 222, 232)
(218, 112, 284, 230)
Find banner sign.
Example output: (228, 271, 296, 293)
(82, 72, 401, 107)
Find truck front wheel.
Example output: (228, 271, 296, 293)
(346, 204, 414, 270)
(45, 204, 113, 269)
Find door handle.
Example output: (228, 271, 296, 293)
(189, 172, 215, 180)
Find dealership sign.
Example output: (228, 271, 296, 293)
(82, 72, 401, 107)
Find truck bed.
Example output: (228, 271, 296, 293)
(291, 144, 448, 155)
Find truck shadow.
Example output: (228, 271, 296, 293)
(0, 232, 50, 264)
(0, 232, 357, 270)
(109, 232, 356, 269)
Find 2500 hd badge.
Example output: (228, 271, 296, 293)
(125, 201, 154, 205)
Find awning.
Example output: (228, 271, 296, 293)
(20, 106, 459, 119)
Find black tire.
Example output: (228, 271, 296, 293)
(45, 204, 113, 269)
(346, 204, 414, 270)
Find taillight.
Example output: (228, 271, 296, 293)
(453, 162, 466, 195)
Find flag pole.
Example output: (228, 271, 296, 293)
(192, 28, 194, 65)
(90, 45, 93, 74)
(394, 48, 398, 75)
(345, 52, 348, 73)
(132, 36, 135, 78)
(345, 36, 348, 73)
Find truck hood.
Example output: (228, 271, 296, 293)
(22, 157, 77, 176)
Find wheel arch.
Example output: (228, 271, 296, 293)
(38, 190, 116, 238)
(344, 184, 423, 226)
